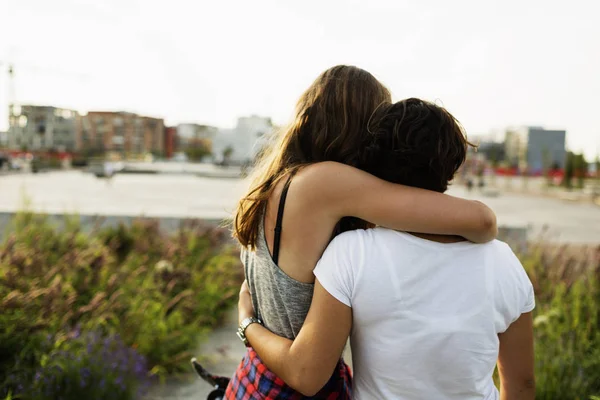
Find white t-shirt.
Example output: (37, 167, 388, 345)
(314, 228, 535, 400)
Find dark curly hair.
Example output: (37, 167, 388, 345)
(361, 98, 475, 193)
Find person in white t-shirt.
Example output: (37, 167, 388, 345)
(237, 98, 535, 400)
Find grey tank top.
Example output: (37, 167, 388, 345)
(242, 176, 314, 340)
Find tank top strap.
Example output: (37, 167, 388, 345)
(272, 171, 296, 265)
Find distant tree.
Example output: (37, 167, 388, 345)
(489, 147, 500, 168)
(185, 146, 210, 162)
(185, 139, 211, 162)
(222, 146, 234, 165)
(564, 152, 574, 189)
(564, 152, 587, 190)
(84, 147, 106, 159)
(574, 153, 587, 189)
(594, 154, 600, 197)
(542, 148, 551, 186)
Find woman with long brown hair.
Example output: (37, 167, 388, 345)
(225, 66, 497, 399)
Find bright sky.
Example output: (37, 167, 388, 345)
(1, 0, 599, 158)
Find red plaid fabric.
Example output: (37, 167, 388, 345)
(225, 347, 352, 399)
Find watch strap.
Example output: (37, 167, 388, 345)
(237, 317, 262, 346)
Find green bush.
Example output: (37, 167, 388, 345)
(0, 213, 243, 399)
(3, 210, 598, 398)
(514, 243, 600, 399)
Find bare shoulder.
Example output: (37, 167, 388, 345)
(296, 161, 353, 180)
(294, 162, 374, 194)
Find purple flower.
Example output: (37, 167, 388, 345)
(134, 360, 146, 375)
(115, 376, 126, 391)
(80, 366, 91, 384)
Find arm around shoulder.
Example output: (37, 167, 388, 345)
(241, 279, 352, 396)
(296, 162, 497, 243)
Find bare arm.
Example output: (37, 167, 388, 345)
(497, 312, 535, 400)
(296, 162, 497, 243)
(239, 280, 351, 396)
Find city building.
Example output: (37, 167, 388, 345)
(213, 116, 273, 165)
(0, 131, 7, 148)
(76, 112, 164, 155)
(504, 126, 566, 172)
(7, 104, 78, 151)
(176, 124, 217, 152)
(164, 126, 177, 159)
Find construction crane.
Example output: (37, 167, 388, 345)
(1, 60, 89, 108)
(0, 62, 16, 116)
(0, 60, 89, 155)
(0, 60, 90, 148)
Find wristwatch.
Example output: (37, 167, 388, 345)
(236, 317, 263, 346)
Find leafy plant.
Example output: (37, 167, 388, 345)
(511, 241, 600, 399)
(0, 212, 243, 398)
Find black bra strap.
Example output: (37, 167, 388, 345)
(272, 173, 295, 265)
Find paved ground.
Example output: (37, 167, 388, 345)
(0, 170, 598, 243)
(144, 309, 246, 400)
(144, 308, 353, 400)
(0, 170, 246, 219)
(448, 184, 600, 243)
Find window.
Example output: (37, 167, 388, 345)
(18, 115, 28, 128)
(11, 105, 21, 117)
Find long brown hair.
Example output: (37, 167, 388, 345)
(234, 65, 391, 248)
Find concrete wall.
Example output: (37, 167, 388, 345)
(0, 212, 528, 251)
(0, 212, 224, 241)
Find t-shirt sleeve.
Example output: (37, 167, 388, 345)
(313, 231, 363, 308)
(495, 243, 536, 333)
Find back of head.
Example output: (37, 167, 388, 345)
(362, 98, 474, 193)
(287, 65, 391, 165)
(235, 65, 391, 247)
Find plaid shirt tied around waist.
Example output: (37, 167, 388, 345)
(225, 347, 352, 400)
